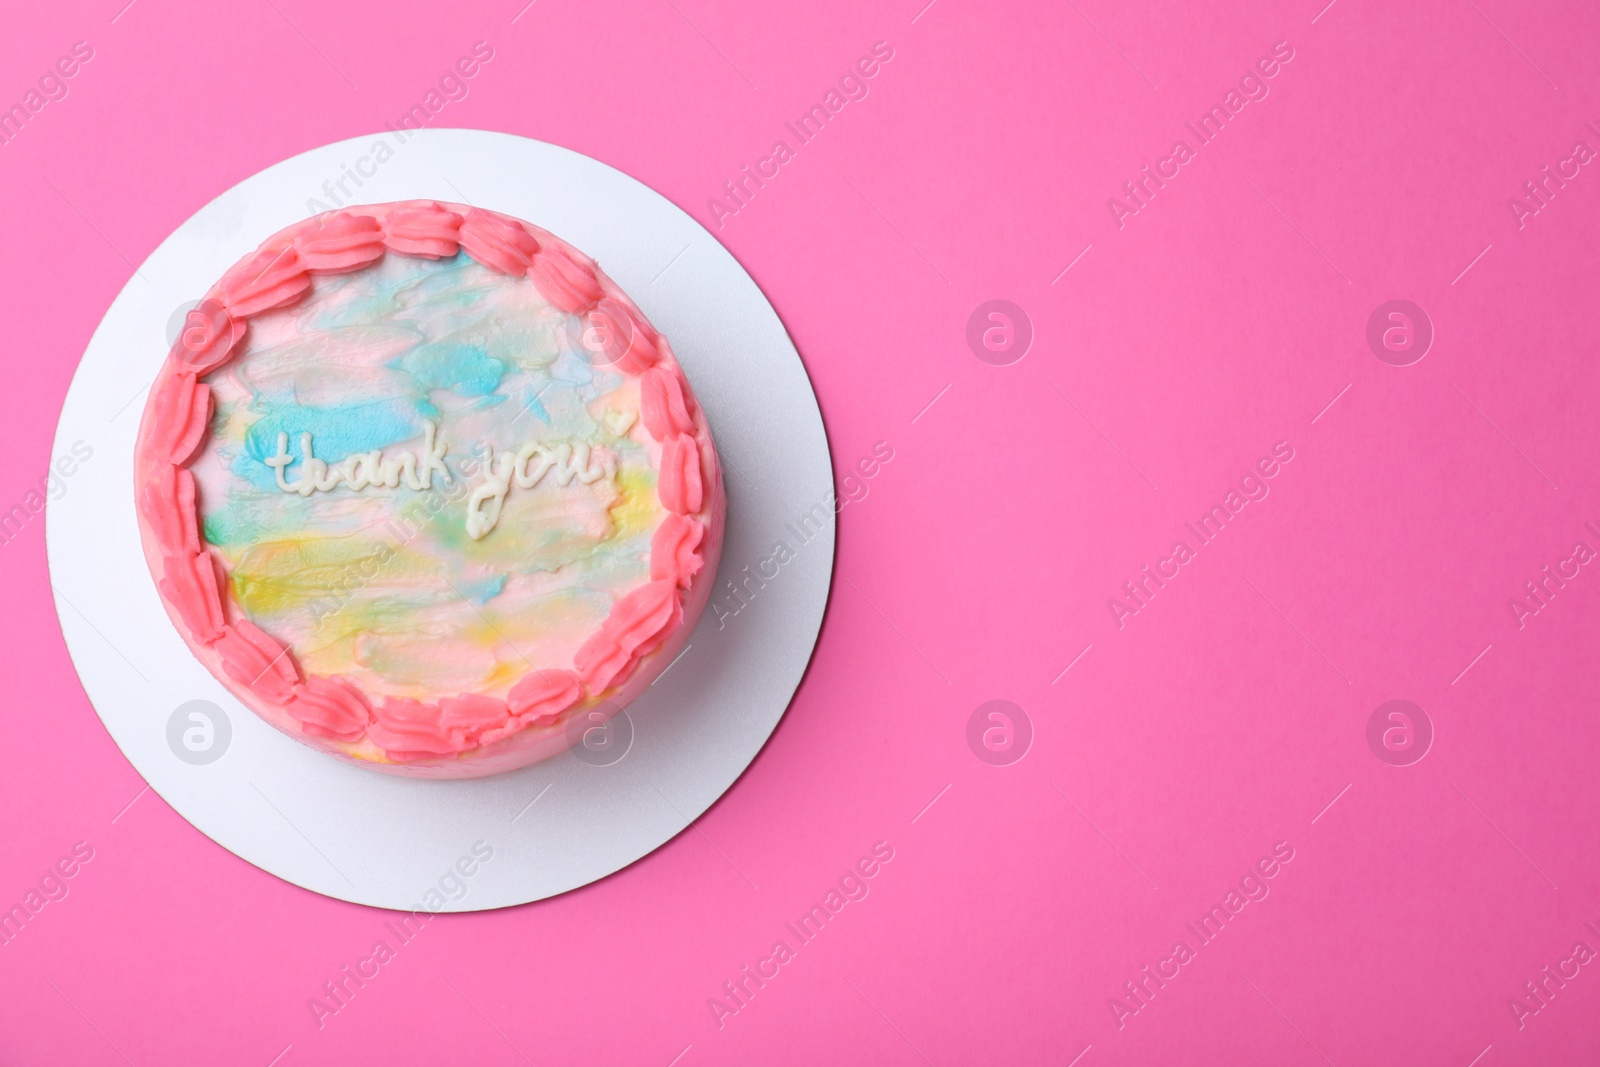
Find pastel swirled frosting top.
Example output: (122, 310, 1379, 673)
(134, 202, 724, 777)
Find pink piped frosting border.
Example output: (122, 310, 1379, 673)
(133, 201, 724, 772)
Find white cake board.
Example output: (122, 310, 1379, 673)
(46, 129, 834, 911)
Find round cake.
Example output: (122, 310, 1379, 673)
(134, 201, 724, 777)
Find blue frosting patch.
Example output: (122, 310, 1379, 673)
(517, 388, 551, 424)
(400, 341, 506, 398)
(242, 397, 421, 473)
(458, 573, 507, 603)
(229, 448, 282, 491)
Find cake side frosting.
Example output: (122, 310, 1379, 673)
(134, 202, 724, 774)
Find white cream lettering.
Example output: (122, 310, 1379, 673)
(264, 420, 613, 540)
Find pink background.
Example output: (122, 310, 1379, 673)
(4, 0, 1600, 1063)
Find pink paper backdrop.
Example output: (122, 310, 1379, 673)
(4, 0, 1600, 1063)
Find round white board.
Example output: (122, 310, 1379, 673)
(47, 129, 833, 911)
